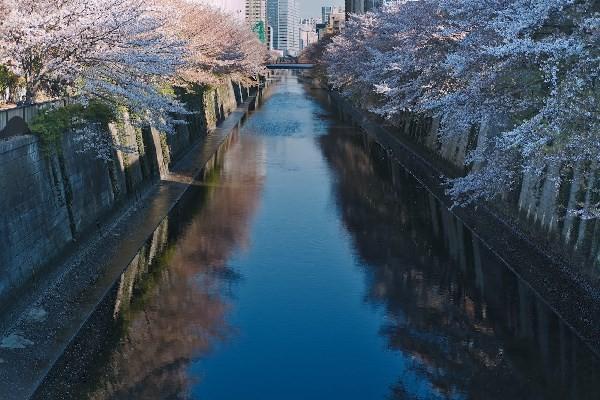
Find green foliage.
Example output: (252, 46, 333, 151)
(174, 83, 207, 112)
(83, 101, 116, 124)
(30, 101, 116, 153)
(252, 21, 266, 43)
(30, 106, 75, 153)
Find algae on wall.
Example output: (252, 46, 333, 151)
(201, 81, 237, 131)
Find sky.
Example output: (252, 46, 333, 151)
(300, 0, 345, 18)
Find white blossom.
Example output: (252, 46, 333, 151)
(0, 0, 268, 155)
(325, 0, 599, 216)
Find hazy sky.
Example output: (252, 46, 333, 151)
(299, 0, 344, 18)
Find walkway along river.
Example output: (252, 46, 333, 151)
(35, 72, 600, 399)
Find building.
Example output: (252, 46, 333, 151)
(326, 8, 345, 34)
(316, 22, 327, 41)
(301, 17, 319, 27)
(246, 0, 268, 43)
(321, 6, 333, 24)
(267, 25, 274, 50)
(300, 30, 319, 50)
(345, 0, 384, 15)
(299, 19, 319, 50)
(267, 0, 300, 56)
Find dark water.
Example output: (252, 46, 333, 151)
(40, 73, 600, 400)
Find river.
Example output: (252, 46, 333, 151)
(36, 72, 600, 400)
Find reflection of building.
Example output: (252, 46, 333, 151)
(246, 0, 267, 43)
(267, 0, 300, 56)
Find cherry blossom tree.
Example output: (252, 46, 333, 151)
(159, 0, 268, 86)
(325, 0, 600, 216)
(0, 0, 269, 161)
(0, 0, 187, 129)
(435, 0, 599, 212)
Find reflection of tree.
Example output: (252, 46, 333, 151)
(320, 131, 600, 400)
(80, 136, 266, 400)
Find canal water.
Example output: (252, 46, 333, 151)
(38, 73, 600, 399)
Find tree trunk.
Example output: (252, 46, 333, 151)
(25, 85, 35, 105)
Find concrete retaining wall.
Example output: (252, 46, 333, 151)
(0, 136, 72, 298)
(0, 81, 247, 306)
(364, 103, 600, 278)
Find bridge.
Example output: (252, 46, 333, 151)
(266, 63, 314, 70)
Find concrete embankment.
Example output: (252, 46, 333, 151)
(0, 79, 268, 400)
(327, 90, 600, 357)
(0, 81, 253, 309)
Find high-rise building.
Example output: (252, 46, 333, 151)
(321, 6, 333, 24)
(345, 0, 383, 15)
(267, 0, 300, 56)
(246, 0, 268, 43)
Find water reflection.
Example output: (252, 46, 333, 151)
(320, 129, 600, 400)
(36, 73, 600, 400)
(36, 135, 265, 400)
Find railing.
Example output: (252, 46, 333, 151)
(266, 63, 315, 69)
(0, 99, 68, 132)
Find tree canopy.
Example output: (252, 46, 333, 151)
(325, 0, 599, 217)
(0, 0, 267, 132)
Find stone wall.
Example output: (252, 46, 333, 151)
(0, 136, 72, 298)
(0, 81, 247, 307)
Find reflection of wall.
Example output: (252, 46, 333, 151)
(35, 135, 265, 400)
(0, 81, 245, 312)
(320, 131, 600, 400)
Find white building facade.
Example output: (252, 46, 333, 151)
(299, 18, 319, 50)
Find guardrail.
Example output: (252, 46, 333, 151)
(0, 99, 68, 132)
(266, 63, 315, 69)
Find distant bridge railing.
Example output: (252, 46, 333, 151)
(266, 63, 314, 70)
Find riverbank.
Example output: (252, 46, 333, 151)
(27, 72, 600, 400)
(0, 83, 268, 400)
(325, 88, 600, 357)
